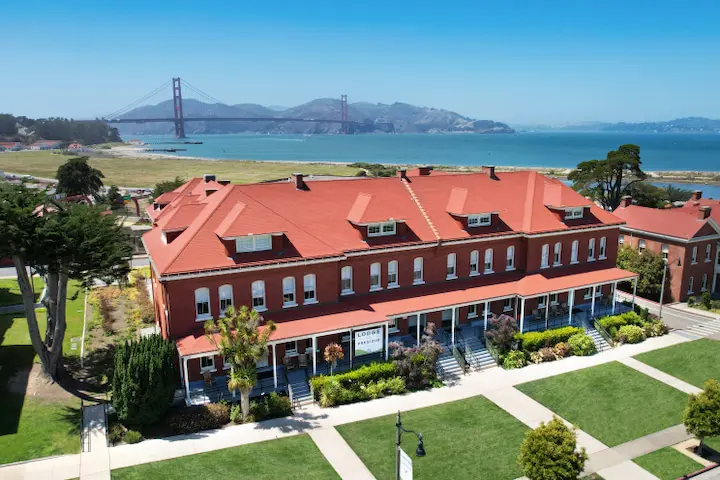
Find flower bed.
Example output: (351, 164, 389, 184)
(515, 326, 584, 353)
(597, 312, 668, 344)
(310, 362, 406, 407)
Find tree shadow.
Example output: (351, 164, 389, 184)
(252, 409, 328, 434)
(0, 287, 24, 308)
(0, 344, 35, 436)
(59, 404, 82, 439)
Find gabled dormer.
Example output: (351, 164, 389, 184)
(542, 179, 593, 223)
(446, 187, 499, 231)
(346, 193, 406, 239)
(215, 201, 286, 255)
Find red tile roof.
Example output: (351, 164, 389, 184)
(680, 198, 720, 222)
(613, 204, 719, 240)
(145, 171, 625, 276)
(176, 266, 637, 356)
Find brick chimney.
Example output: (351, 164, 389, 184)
(397, 169, 408, 180)
(698, 206, 712, 220)
(691, 190, 702, 201)
(218, 180, 231, 186)
(418, 166, 433, 176)
(481, 165, 497, 180)
(203, 174, 216, 183)
(619, 195, 633, 208)
(292, 173, 307, 190)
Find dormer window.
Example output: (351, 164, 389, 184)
(565, 207, 584, 220)
(368, 221, 396, 237)
(467, 214, 491, 227)
(235, 234, 272, 253)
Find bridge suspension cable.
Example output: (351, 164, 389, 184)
(181, 79, 226, 105)
(103, 79, 173, 119)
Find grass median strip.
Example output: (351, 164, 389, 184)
(516, 361, 689, 446)
(632, 447, 704, 480)
(336, 395, 529, 480)
(111, 435, 339, 479)
(633, 339, 720, 388)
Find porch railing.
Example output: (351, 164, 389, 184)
(592, 318, 616, 348)
(485, 340, 503, 367)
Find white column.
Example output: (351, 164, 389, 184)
(612, 281, 618, 315)
(312, 336, 317, 376)
(272, 344, 278, 388)
(590, 285, 597, 318)
(484, 300, 489, 330)
(349, 329, 353, 369)
(544, 294, 550, 330)
(183, 356, 190, 403)
(417, 316, 421, 344)
(568, 290, 575, 325)
(385, 322, 389, 361)
(519, 298, 526, 333)
(451, 308, 456, 346)
(632, 278, 638, 309)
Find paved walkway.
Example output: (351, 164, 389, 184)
(619, 357, 702, 394)
(309, 428, 376, 480)
(668, 303, 720, 321)
(80, 404, 110, 480)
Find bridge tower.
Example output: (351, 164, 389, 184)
(340, 94, 348, 134)
(172, 77, 186, 138)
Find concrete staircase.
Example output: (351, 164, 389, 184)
(460, 335, 497, 371)
(289, 380, 314, 409)
(584, 324, 612, 352)
(437, 349, 465, 380)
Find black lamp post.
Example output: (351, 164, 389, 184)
(396, 411, 425, 480)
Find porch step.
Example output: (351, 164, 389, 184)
(458, 335, 497, 371)
(437, 350, 465, 380)
(289, 381, 313, 408)
(585, 326, 611, 353)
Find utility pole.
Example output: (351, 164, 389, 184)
(172, 77, 186, 139)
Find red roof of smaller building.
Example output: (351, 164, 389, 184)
(613, 204, 719, 240)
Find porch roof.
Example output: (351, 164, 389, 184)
(176, 266, 637, 357)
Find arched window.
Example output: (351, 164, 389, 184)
(571, 240, 579, 263)
(370, 262, 382, 290)
(589, 238, 596, 259)
(282, 277, 296, 307)
(341, 266, 353, 294)
(446, 253, 457, 279)
(413, 257, 424, 284)
(194, 287, 210, 319)
(388, 260, 399, 287)
(506, 246, 515, 270)
(484, 249, 494, 273)
(553, 242, 562, 266)
(470, 250, 479, 275)
(218, 284, 233, 313)
(303, 274, 317, 303)
(541, 244, 550, 268)
(599, 237, 607, 259)
(706, 244, 712, 262)
(251, 280, 266, 311)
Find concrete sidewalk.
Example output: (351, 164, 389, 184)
(79, 404, 110, 480)
(309, 428, 376, 480)
(619, 357, 702, 395)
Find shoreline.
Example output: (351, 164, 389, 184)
(105, 146, 720, 185)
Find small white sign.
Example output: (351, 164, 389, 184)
(354, 326, 384, 356)
(399, 448, 413, 480)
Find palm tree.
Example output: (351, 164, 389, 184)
(205, 305, 276, 422)
(324, 343, 344, 376)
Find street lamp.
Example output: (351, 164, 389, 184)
(396, 411, 425, 480)
(658, 256, 681, 320)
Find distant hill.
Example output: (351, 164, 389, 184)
(115, 98, 514, 135)
(526, 117, 720, 133)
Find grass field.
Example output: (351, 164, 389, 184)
(0, 276, 45, 307)
(336, 396, 529, 480)
(0, 151, 359, 187)
(634, 339, 720, 388)
(111, 435, 339, 479)
(632, 447, 704, 480)
(516, 362, 689, 447)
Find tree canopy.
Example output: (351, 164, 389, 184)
(616, 245, 667, 302)
(0, 114, 120, 144)
(684, 379, 720, 453)
(568, 144, 646, 210)
(518, 416, 588, 480)
(152, 176, 185, 198)
(628, 183, 694, 208)
(56, 157, 105, 197)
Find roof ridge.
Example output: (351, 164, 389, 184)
(401, 179, 441, 241)
(522, 171, 537, 232)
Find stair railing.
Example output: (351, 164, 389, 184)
(592, 318, 615, 349)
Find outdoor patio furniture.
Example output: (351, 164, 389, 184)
(283, 356, 295, 371)
(298, 353, 308, 368)
(203, 370, 213, 386)
(550, 305, 559, 317)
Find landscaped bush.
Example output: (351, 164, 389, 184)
(616, 325, 646, 344)
(166, 403, 230, 434)
(539, 347, 557, 363)
(250, 392, 292, 421)
(317, 375, 406, 407)
(503, 350, 527, 369)
(124, 430, 143, 444)
(568, 333, 596, 356)
(390, 323, 443, 390)
(108, 422, 125, 445)
(516, 326, 584, 353)
(554, 342, 572, 358)
(529, 351, 543, 364)
(598, 312, 646, 338)
(310, 362, 398, 398)
(230, 404, 242, 424)
(644, 321, 669, 338)
(485, 314, 519, 354)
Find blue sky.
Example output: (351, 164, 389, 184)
(2, 0, 720, 124)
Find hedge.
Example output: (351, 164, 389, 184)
(598, 312, 646, 338)
(516, 326, 584, 353)
(310, 362, 397, 399)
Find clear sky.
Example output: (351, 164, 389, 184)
(2, 0, 719, 125)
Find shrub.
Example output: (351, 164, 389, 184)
(316, 375, 406, 407)
(518, 416, 588, 480)
(230, 404, 242, 424)
(124, 430, 143, 444)
(539, 347, 557, 362)
(702, 291, 712, 310)
(644, 321, 669, 338)
(529, 351, 543, 364)
(166, 403, 230, 434)
(616, 325, 646, 344)
(112, 334, 177, 426)
(390, 323, 443, 390)
(554, 342, 572, 358)
(311, 362, 398, 398)
(598, 312, 646, 338)
(684, 379, 720, 454)
(485, 314, 520, 354)
(503, 350, 527, 369)
(516, 326, 584, 353)
(108, 422, 125, 445)
(250, 392, 292, 421)
(688, 297, 696, 307)
(568, 333, 596, 356)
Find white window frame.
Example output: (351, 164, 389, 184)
(341, 266, 354, 295)
(550, 293, 559, 305)
(370, 262, 382, 291)
(538, 295, 547, 309)
(467, 214, 491, 227)
(219, 284, 233, 314)
(661, 244, 669, 260)
(565, 207, 584, 220)
(688, 276, 694, 295)
(503, 298, 514, 312)
(446, 253, 457, 280)
(638, 239, 646, 253)
(285, 341, 298, 356)
(553, 242, 562, 266)
(303, 274, 317, 304)
(222, 355, 231, 370)
(413, 257, 424, 284)
(484, 248, 494, 274)
(468, 304, 478, 318)
(388, 318, 399, 333)
(541, 244, 550, 268)
(469, 250, 480, 276)
(235, 234, 272, 253)
(195, 287, 211, 321)
(692, 246, 698, 264)
(252, 280, 266, 312)
(701, 273, 708, 292)
(200, 355, 215, 373)
(282, 276, 296, 307)
(588, 238, 596, 261)
(599, 236, 607, 259)
(584, 287, 593, 299)
(388, 260, 399, 288)
(368, 221, 396, 237)
(618, 235, 624, 245)
(571, 240, 579, 264)
(706, 244, 712, 262)
(506, 246, 515, 271)
(595, 285, 602, 297)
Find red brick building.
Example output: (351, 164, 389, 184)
(613, 193, 720, 302)
(143, 168, 637, 404)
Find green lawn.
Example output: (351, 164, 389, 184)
(336, 396, 529, 480)
(633, 447, 704, 480)
(634, 339, 720, 388)
(516, 362, 689, 446)
(0, 276, 44, 307)
(707, 436, 720, 452)
(111, 435, 339, 479)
